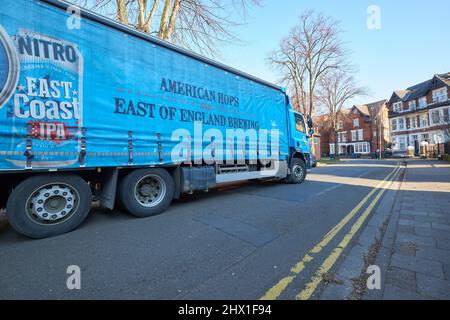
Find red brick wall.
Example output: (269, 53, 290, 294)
(328, 111, 372, 144)
(317, 106, 390, 155)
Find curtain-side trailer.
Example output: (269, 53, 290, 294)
(0, 0, 314, 238)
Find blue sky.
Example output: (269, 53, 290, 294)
(219, 0, 450, 107)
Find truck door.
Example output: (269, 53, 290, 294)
(290, 112, 310, 154)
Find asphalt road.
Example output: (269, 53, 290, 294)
(0, 159, 400, 299)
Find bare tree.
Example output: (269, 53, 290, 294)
(69, 0, 260, 56)
(267, 35, 308, 114)
(318, 70, 367, 159)
(267, 11, 348, 119)
(433, 109, 450, 141)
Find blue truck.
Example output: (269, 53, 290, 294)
(0, 0, 314, 238)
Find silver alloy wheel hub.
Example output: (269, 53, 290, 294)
(293, 165, 303, 179)
(134, 175, 166, 208)
(27, 184, 78, 224)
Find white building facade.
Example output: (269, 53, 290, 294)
(388, 74, 450, 156)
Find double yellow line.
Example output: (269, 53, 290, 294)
(261, 164, 401, 301)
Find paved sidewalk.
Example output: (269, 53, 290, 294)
(370, 160, 450, 300)
(319, 159, 450, 300)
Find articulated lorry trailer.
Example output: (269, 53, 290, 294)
(0, 0, 314, 238)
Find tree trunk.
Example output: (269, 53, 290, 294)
(293, 83, 301, 112)
(147, 0, 160, 31)
(137, 0, 148, 32)
(334, 130, 339, 160)
(116, 0, 129, 25)
(137, 0, 160, 33)
(308, 82, 316, 156)
(164, 0, 181, 39)
(158, 0, 173, 39)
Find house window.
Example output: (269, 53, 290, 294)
(373, 130, 377, 137)
(432, 133, 443, 145)
(353, 118, 360, 127)
(408, 100, 416, 110)
(393, 102, 403, 112)
(398, 136, 407, 151)
(410, 116, 417, 129)
(398, 118, 405, 130)
(342, 132, 347, 143)
(433, 87, 448, 103)
(431, 110, 441, 125)
(337, 133, 341, 143)
(421, 114, 429, 127)
(444, 108, 450, 123)
(330, 144, 335, 155)
(418, 97, 427, 109)
(421, 134, 430, 143)
(351, 130, 357, 142)
(353, 142, 369, 154)
(391, 119, 397, 131)
(337, 121, 343, 130)
(358, 129, 363, 141)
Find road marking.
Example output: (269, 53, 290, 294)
(296, 166, 401, 300)
(260, 164, 400, 300)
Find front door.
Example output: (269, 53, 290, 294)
(347, 145, 355, 155)
(413, 137, 420, 156)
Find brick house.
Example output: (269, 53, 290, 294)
(315, 100, 390, 157)
(388, 73, 450, 156)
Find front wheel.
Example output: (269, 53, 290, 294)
(118, 168, 174, 218)
(6, 174, 92, 238)
(286, 158, 307, 184)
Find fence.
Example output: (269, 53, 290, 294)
(427, 142, 450, 159)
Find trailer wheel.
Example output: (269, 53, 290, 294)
(286, 158, 307, 184)
(6, 175, 92, 239)
(118, 168, 174, 218)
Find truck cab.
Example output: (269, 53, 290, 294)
(288, 109, 314, 169)
(290, 111, 310, 152)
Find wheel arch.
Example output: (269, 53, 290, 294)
(289, 148, 306, 166)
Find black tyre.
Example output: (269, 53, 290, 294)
(6, 175, 92, 239)
(286, 158, 307, 184)
(118, 168, 174, 218)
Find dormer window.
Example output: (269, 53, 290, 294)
(408, 100, 416, 111)
(393, 102, 403, 112)
(418, 97, 427, 109)
(433, 87, 448, 103)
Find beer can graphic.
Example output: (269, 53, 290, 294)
(2, 28, 84, 169)
(0, 25, 19, 109)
